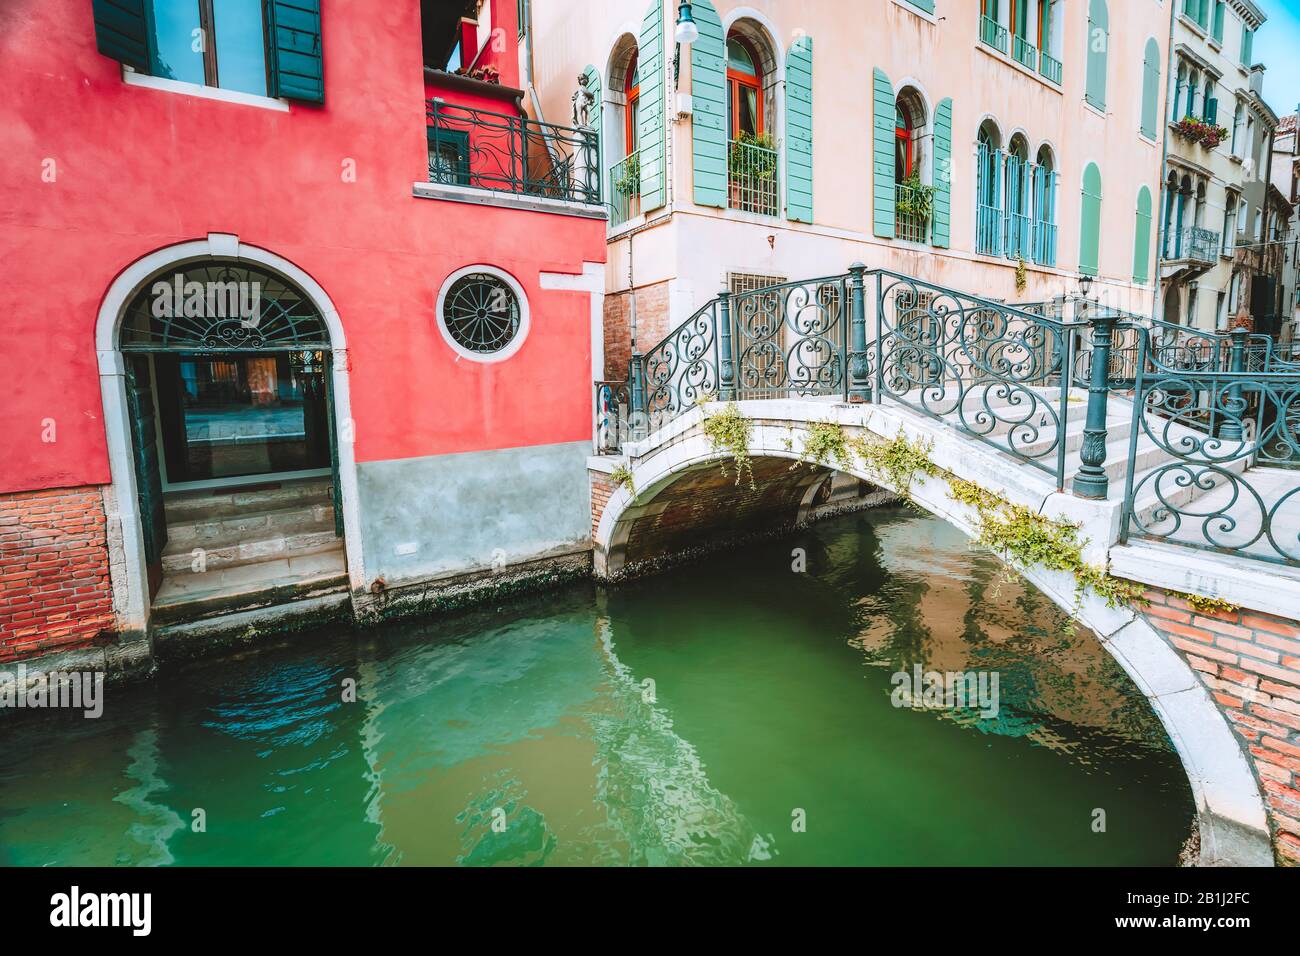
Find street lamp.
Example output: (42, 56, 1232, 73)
(675, 1, 699, 45)
(1078, 273, 1094, 300)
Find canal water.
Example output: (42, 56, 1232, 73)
(0, 508, 1194, 866)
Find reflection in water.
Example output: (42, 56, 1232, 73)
(0, 509, 1194, 866)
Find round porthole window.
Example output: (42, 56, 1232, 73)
(436, 266, 530, 362)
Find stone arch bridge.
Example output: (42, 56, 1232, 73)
(590, 268, 1300, 867)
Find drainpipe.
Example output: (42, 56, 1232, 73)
(1151, 0, 1178, 326)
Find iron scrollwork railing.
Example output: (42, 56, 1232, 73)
(1121, 349, 1300, 566)
(875, 273, 1078, 486)
(426, 100, 599, 204)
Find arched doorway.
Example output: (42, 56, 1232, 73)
(96, 237, 362, 634)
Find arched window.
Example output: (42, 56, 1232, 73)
(624, 52, 640, 157)
(1161, 170, 1179, 257)
(1005, 133, 1031, 260)
(1079, 162, 1103, 276)
(1133, 186, 1153, 284)
(607, 35, 643, 227)
(1032, 145, 1057, 266)
(976, 120, 1003, 256)
(894, 89, 928, 241)
(1085, 0, 1109, 111)
(1141, 38, 1160, 139)
(726, 36, 762, 139)
(725, 25, 778, 216)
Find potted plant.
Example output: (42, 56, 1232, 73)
(614, 152, 641, 196)
(896, 172, 937, 223)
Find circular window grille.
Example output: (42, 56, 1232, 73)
(442, 272, 522, 355)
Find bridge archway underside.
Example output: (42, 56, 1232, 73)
(591, 399, 1282, 866)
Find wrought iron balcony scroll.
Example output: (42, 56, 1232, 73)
(426, 100, 599, 205)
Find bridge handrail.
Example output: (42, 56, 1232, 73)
(1119, 328, 1300, 567)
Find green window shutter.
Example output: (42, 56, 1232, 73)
(92, 0, 150, 72)
(638, 0, 666, 211)
(1085, 0, 1109, 111)
(1140, 38, 1159, 139)
(1241, 28, 1254, 67)
(267, 0, 324, 104)
(1212, 2, 1225, 43)
(1206, 97, 1218, 125)
(1133, 186, 1153, 284)
(872, 68, 895, 239)
(907, 0, 935, 13)
(785, 35, 814, 222)
(690, 0, 727, 208)
(581, 64, 603, 200)
(1079, 162, 1102, 277)
(932, 97, 953, 249)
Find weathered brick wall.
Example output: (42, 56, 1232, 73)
(590, 471, 615, 541)
(603, 281, 671, 381)
(1141, 588, 1300, 866)
(0, 487, 115, 662)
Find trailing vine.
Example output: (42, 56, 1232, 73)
(702, 402, 755, 489)
(1181, 592, 1240, 615)
(610, 464, 635, 495)
(1015, 258, 1028, 293)
(946, 477, 1146, 611)
(799, 421, 854, 470)
(849, 430, 940, 499)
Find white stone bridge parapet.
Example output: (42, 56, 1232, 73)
(589, 394, 1300, 867)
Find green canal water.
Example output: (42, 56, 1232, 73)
(0, 509, 1194, 866)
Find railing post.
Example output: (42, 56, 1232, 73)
(630, 350, 646, 420)
(1071, 312, 1118, 499)
(717, 290, 736, 400)
(1218, 327, 1249, 441)
(848, 263, 871, 403)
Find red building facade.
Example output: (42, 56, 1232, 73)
(0, 0, 607, 664)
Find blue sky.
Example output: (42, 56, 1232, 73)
(1254, 0, 1300, 117)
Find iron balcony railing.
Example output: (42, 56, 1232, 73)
(895, 180, 930, 243)
(1032, 219, 1058, 267)
(609, 150, 641, 228)
(1012, 35, 1038, 71)
(728, 138, 780, 217)
(1039, 51, 1063, 85)
(1164, 225, 1220, 265)
(980, 15, 1009, 55)
(426, 100, 599, 205)
(977, 202, 1003, 256)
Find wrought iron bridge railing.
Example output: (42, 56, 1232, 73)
(596, 270, 1300, 569)
(727, 138, 780, 217)
(426, 100, 599, 205)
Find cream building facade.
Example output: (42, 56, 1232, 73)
(1159, 0, 1271, 332)
(527, 0, 1171, 377)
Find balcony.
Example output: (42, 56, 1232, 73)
(976, 202, 1002, 256)
(1165, 226, 1221, 266)
(1039, 51, 1062, 85)
(980, 15, 1009, 55)
(1032, 220, 1058, 268)
(1012, 35, 1037, 71)
(895, 180, 931, 243)
(425, 99, 599, 206)
(609, 150, 641, 229)
(727, 137, 780, 217)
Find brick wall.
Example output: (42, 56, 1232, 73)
(590, 471, 615, 541)
(603, 281, 672, 381)
(1141, 588, 1300, 866)
(0, 487, 115, 662)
